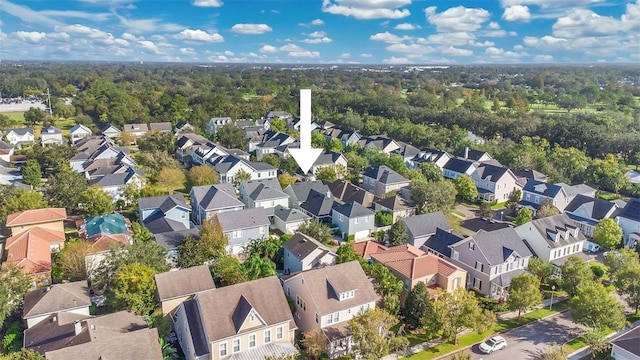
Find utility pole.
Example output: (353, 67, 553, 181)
(46, 88, 53, 116)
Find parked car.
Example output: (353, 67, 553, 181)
(584, 241, 601, 253)
(479, 335, 508, 354)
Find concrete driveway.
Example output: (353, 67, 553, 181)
(462, 311, 586, 360)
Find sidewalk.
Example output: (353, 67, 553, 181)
(381, 295, 568, 360)
(566, 319, 640, 360)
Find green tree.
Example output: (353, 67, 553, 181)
(24, 107, 47, 126)
(21, 159, 41, 188)
(561, 255, 594, 297)
(368, 263, 403, 297)
(232, 169, 252, 188)
(277, 173, 297, 189)
(298, 221, 333, 244)
(388, 220, 408, 246)
(80, 185, 115, 217)
(592, 218, 623, 250)
(0, 264, 32, 331)
(138, 131, 175, 153)
(336, 243, 362, 264)
(410, 179, 457, 214)
(588, 154, 629, 192)
(3, 322, 22, 353)
(56, 239, 94, 281)
(569, 281, 626, 332)
(242, 254, 277, 280)
(420, 163, 444, 182)
(315, 166, 337, 182)
(156, 167, 186, 194)
(514, 207, 533, 226)
(454, 175, 478, 201)
(505, 188, 522, 214)
(0, 188, 47, 222)
(478, 202, 492, 219)
(302, 329, 327, 360)
(421, 288, 480, 345)
(188, 166, 219, 186)
(605, 248, 640, 312)
(326, 138, 343, 153)
(109, 262, 157, 315)
(375, 212, 393, 227)
(210, 256, 248, 286)
(536, 199, 560, 219)
(349, 308, 409, 360)
(582, 330, 611, 357)
(46, 164, 88, 211)
(527, 257, 555, 286)
(0, 349, 45, 360)
(529, 344, 567, 360)
(403, 282, 430, 328)
(216, 124, 246, 149)
(131, 221, 154, 243)
(178, 218, 229, 267)
(507, 273, 543, 320)
(136, 150, 182, 179)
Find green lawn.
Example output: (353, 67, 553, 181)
(450, 209, 466, 219)
(491, 202, 507, 210)
(1, 111, 26, 126)
(563, 312, 640, 354)
(596, 192, 621, 201)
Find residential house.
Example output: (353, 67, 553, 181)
(22, 281, 91, 328)
(40, 126, 64, 145)
(565, 194, 620, 237)
(332, 202, 375, 240)
(610, 324, 640, 360)
(374, 195, 416, 223)
(174, 276, 298, 360)
(472, 163, 521, 202)
(361, 165, 410, 198)
(77, 214, 132, 274)
(215, 207, 270, 255)
(176, 133, 215, 165)
(155, 228, 200, 266)
(411, 148, 451, 170)
(310, 151, 348, 178)
(402, 212, 452, 249)
(557, 182, 597, 201)
(207, 155, 277, 184)
(616, 198, 640, 248)
(370, 244, 467, 302)
(283, 180, 330, 209)
(266, 110, 292, 121)
(69, 124, 93, 145)
(155, 265, 216, 315)
(458, 147, 492, 162)
(0, 140, 14, 162)
(206, 117, 232, 135)
(5, 128, 34, 146)
(25, 311, 162, 359)
(0, 164, 22, 186)
(518, 179, 570, 214)
(88, 167, 144, 202)
(447, 228, 533, 298)
(138, 194, 191, 235)
(442, 158, 477, 180)
(4, 208, 67, 284)
(393, 143, 422, 167)
(351, 240, 388, 260)
(255, 131, 295, 160)
(122, 123, 149, 139)
(273, 205, 310, 235)
(149, 122, 172, 133)
(239, 178, 289, 216)
(323, 127, 361, 147)
(100, 124, 121, 139)
(282, 232, 337, 274)
(514, 214, 587, 266)
(299, 188, 335, 223)
(459, 217, 514, 237)
(190, 183, 244, 225)
(513, 168, 548, 183)
(357, 135, 400, 154)
(281, 261, 378, 358)
(174, 121, 195, 134)
(423, 228, 464, 257)
(190, 141, 229, 166)
(328, 180, 378, 209)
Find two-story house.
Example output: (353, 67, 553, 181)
(323, 127, 361, 147)
(357, 135, 400, 154)
(442, 157, 477, 180)
(100, 124, 121, 139)
(374, 195, 416, 224)
(472, 163, 521, 202)
(207, 155, 277, 184)
(361, 165, 410, 198)
(215, 207, 270, 255)
(69, 124, 93, 145)
(5, 127, 35, 146)
(174, 276, 298, 360)
(154, 265, 216, 315)
(40, 126, 64, 145)
(22, 281, 91, 329)
(518, 179, 569, 214)
(138, 194, 191, 235)
(332, 202, 375, 240)
(515, 213, 587, 266)
(402, 212, 452, 249)
(616, 198, 640, 248)
(284, 181, 330, 209)
(273, 205, 310, 235)
(190, 184, 245, 225)
(149, 122, 172, 133)
(299, 189, 335, 224)
(311, 151, 348, 179)
(122, 123, 149, 139)
(328, 180, 378, 209)
(411, 148, 451, 170)
(282, 232, 337, 275)
(239, 179, 289, 216)
(370, 244, 467, 303)
(565, 194, 621, 238)
(281, 261, 378, 358)
(0, 140, 14, 162)
(447, 228, 533, 299)
(206, 117, 233, 135)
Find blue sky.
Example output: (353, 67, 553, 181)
(1, 0, 638, 64)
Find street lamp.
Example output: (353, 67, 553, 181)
(500, 211, 504, 221)
(549, 285, 556, 310)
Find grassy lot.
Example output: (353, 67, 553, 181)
(450, 209, 466, 219)
(2, 111, 26, 126)
(491, 202, 507, 210)
(596, 191, 622, 201)
(563, 313, 640, 354)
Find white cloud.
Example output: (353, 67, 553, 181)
(534, 54, 553, 62)
(138, 40, 161, 54)
(425, 6, 491, 32)
(621, 1, 640, 31)
(309, 31, 327, 38)
(14, 31, 46, 43)
(523, 35, 568, 47)
(321, 0, 411, 20)
(192, 0, 223, 7)
(360, 53, 373, 58)
(339, 52, 351, 58)
(122, 32, 143, 41)
(301, 37, 332, 44)
(503, 5, 530, 22)
(552, 8, 620, 38)
(369, 31, 412, 43)
(231, 23, 273, 34)
(383, 56, 411, 64)
(260, 44, 277, 53)
(385, 43, 434, 54)
(299, 18, 325, 27)
(224, 50, 234, 56)
(39, 9, 111, 21)
(288, 51, 320, 58)
(440, 46, 473, 56)
(280, 43, 304, 52)
(425, 32, 475, 46)
(115, 15, 184, 33)
(488, 22, 500, 30)
(209, 55, 229, 62)
(47, 32, 70, 41)
(484, 46, 524, 58)
(2, 1, 63, 26)
(180, 47, 196, 56)
(500, 0, 605, 8)
(394, 23, 421, 30)
(174, 29, 224, 42)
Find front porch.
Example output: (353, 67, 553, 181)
(324, 323, 353, 359)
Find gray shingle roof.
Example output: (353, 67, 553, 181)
(216, 207, 269, 231)
(138, 194, 187, 212)
(41, 126, 62, 135)
(442, 158, 476, 174)
(300, 189, 335, 218)
(362, 165, 408, 185)
(8, 127, 34, 136)
(241, 178, 282, 195)
(149, 122, 172, 131)
(273, 205, 310, 223)
(403, 212, 452, 239)
(454, 228, 533, 266)
(191, 183, 244, 210)
(23, 281, 91, 318)
(611, 325, 640, 356)
(249, 183, 289, 201)
(154, 265, 215, 301)
(328, 180, 378, 208)
(565, 194, 619, 221)
(154, 228, 199, 250)
(423, 228, 463, 257)
(313, 151, 344, 166)
(475, 163, 510, 182)
(332, 201, 374, 218)
(282, 232, 330, 261)
(286, 181, 329, 204)
(523, 179, 563, 197)
(520, 213, 586, 249)
(618, 198, 640, 222)
(374, 195, 415, 211)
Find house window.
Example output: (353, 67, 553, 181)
(338, 213, 344, 221)
(315, 313, 319, 323)
(232, 338, 240, 353)
(473, 278, 482, 290)
(259, 226, 265, 235)
(219, 342, 228, 357)
(249, 334, 256, 348)
(276, 326, 283, 340)
(475, 261, 483, 272)
(453, 277, 460, 288)
(525, 194, 530, 201)
(233, 230, 242, 238)
(264, 330, 271, 344)
(469, 242, 475, 251)
(355, 217, 359, 224)
(535, 196, 540, 203)
(181, 212, 186, 219)
(365, 216, 370, 222)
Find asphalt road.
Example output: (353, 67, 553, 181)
(461, 311, 586, 360)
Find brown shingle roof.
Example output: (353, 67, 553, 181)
(282, 232, 330, 261)
(154, 265, 216, 301)
(189, 276, 295, 341)
(23, 281, 91, 318)
(6, 208, 67, 227)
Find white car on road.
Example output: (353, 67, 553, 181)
(479, 335, 508, 354)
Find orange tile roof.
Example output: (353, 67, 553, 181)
(89, 234, 129, 253)
(5, 227, 65, 275)
(351, 240, 388, 258)
(6, 208, 67, 227)
(371, 245, 462, 280)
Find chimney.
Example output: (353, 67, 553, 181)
(74, 320, 82, 336)
(326, 191, 332, 199)
(464, 147, 469, 159)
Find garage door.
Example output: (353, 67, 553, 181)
(354, 230, 370, 240)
